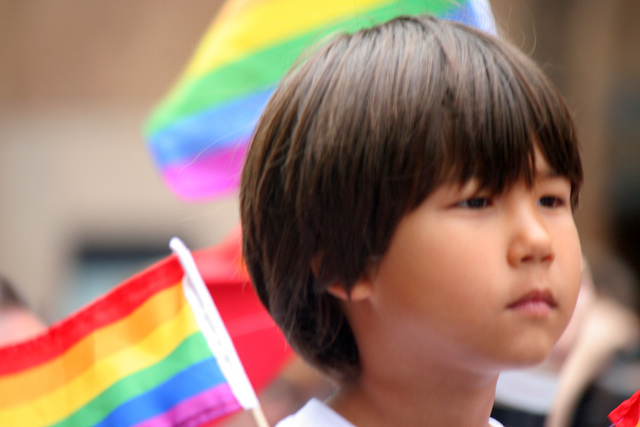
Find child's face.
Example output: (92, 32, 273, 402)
(365, 148, 581, 371)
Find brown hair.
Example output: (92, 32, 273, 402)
(240, 15, 583, 381)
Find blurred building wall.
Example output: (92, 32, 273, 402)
(0, 0, 233, 321)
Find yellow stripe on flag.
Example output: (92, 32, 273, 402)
(0, 298, 201, 427)
(184, 0, 390, 80)
(0, 283, 185, 408)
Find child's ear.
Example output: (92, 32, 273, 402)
(315, 253, 375, 301)
(327, 272, 374, 302)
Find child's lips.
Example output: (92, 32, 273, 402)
(507, 289, 558, 315)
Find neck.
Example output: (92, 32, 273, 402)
(328, 355, 499, 427)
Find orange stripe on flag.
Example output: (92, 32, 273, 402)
(0, 283, 184, 408)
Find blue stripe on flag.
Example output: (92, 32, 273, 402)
(148, 88, 273, 166)
(93, 357, 227, 427)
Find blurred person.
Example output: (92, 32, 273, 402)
(565, 252, 640, 427)
(0, 276, 46, 345)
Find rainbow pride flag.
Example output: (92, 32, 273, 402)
(0, 238, 264, 427)
(145, 0, 496, 200)
(610, 389, 640, 427)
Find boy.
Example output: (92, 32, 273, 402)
(240, 15, 583, 427)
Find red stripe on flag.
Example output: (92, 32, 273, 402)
(0, 256, 184, 376)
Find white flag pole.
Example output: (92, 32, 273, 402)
(170, 237, 269, 427)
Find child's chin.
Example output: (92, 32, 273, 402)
(511, 353, 551, 369)
(501, 343, 556, 369)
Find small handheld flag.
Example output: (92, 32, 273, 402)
(609, 388, 640, 427)
(145, 0, 496, 200)
(0, 237, 268, 427)
(170, 237, 268, 427)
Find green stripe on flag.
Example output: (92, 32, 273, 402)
(49, 333, 213, 427)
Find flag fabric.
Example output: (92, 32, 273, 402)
(0, 237, 264, 427)
(609, 389, 640, 427)
(145, 0, 496, 200)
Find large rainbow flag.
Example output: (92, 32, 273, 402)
(0, 238, 269, 427)
(610, 388, 640, 427)
(145, 0, 496, 200)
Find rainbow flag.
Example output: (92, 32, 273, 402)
(0, 238, 263, 427)
(610, 389, 640, 427)
(145, 0, 496, 200)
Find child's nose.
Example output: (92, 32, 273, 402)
(506, 205, 554, 267)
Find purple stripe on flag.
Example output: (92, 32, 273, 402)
(162, 140, 249, 200)
(134, 383, 243, 427)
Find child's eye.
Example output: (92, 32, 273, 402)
(539, 196, 565, 208)
(457, 197, 492, 209)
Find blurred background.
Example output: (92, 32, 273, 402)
(5, 0, 638, 322)
(0, 1, 233, 321)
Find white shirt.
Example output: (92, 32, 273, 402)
(276, 399, 355, 427)
(276, 398, 505, 426)
(494, 367, 558, 414)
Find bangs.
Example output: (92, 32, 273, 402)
(395, 20, 583, 210)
